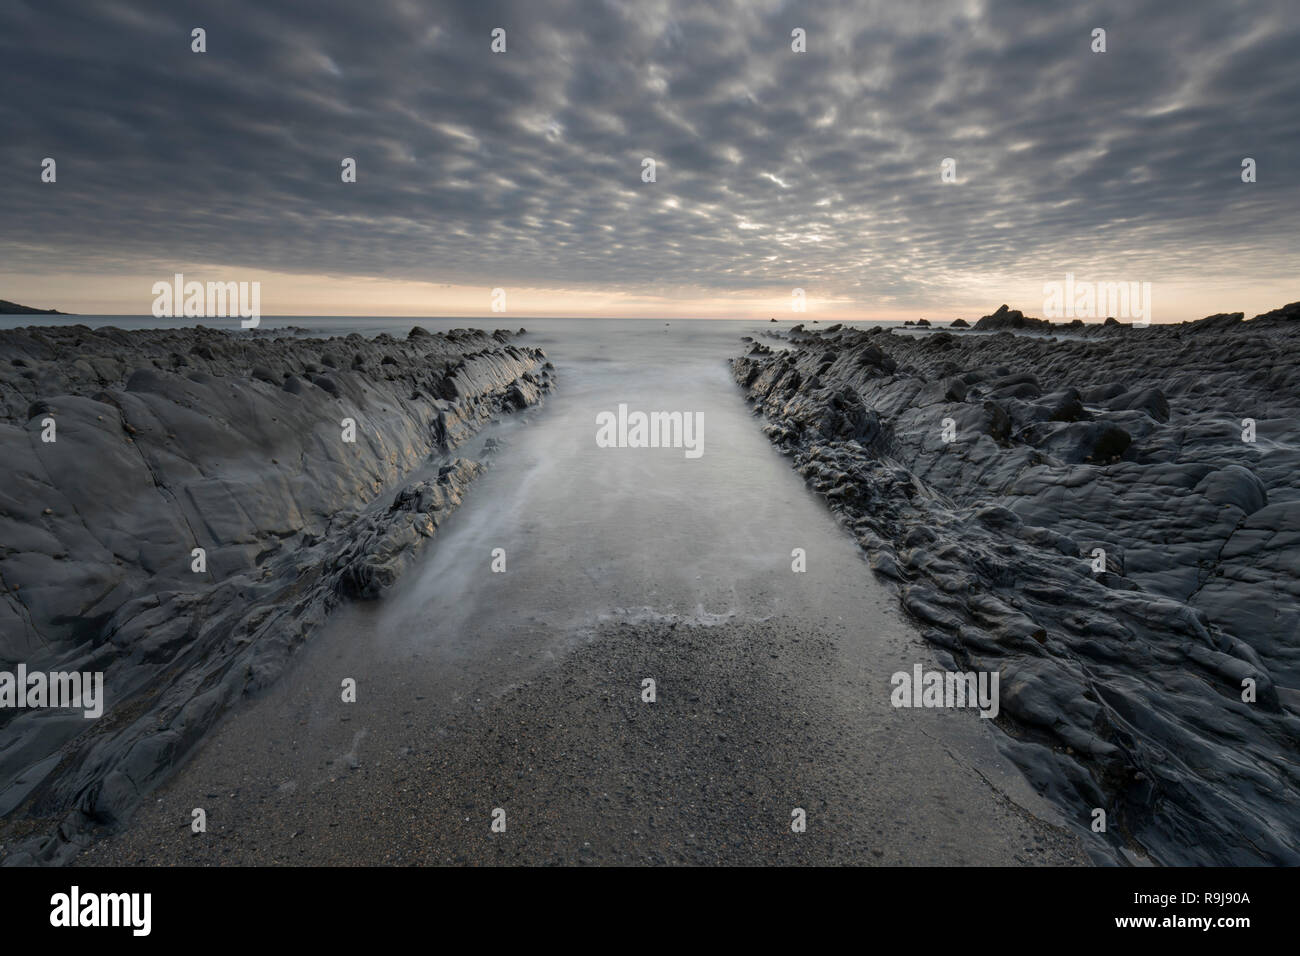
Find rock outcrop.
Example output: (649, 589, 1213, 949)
(733, 304, 1300, 865)
(0, 324, 552, 863)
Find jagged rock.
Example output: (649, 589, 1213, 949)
(0, 324, 553, 864)
(731, 303, 1300, 865)
(972, 304, 1054, 333)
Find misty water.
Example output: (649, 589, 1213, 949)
(383, 317, 884, 656)
(281, 316, 931, 686)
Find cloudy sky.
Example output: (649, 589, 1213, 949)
(1, 0, 1296, 320)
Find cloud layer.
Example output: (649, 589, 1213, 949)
(2, 0, 1296, 317)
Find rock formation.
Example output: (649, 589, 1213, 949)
(0, 324, 552, 863)
(733, 304, 1300, 865)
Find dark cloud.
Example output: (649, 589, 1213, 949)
(1, 0, 1296, 308)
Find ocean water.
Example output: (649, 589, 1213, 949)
(0, 313, 899, 337)
(378, 315, 889, 649)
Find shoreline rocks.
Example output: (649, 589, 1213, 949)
(733, 303, 1300, 865)
(0, 324, 552, 864)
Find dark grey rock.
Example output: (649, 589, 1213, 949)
(0, 323, 553, 864)
(732, 302, 1300, 865)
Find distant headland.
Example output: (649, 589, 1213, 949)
(0, 299, 69, 315)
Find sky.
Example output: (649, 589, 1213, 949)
(1, 0, 1297, 321)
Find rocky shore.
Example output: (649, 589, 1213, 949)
(733, 303, 1300, 865)
(0, 300, 67, 315)
(0, 324, 552, 864)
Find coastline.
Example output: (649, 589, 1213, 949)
(733, 303, 1300, 864)
(2, 308, 1297, 866)
(0, 324, 552, 863)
